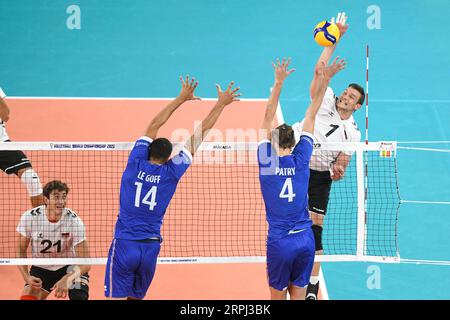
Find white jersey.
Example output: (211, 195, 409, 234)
(16, 205, 86, 271)
(0, 87, 9, 141)
(0, 119, 9, 142)
(293, 87, 361, 171)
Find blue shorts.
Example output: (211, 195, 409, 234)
(266, 228, 315, 291)
(104, 238, 161, 299)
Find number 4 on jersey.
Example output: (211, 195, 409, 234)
(134, 182, 157, 211)
(280, 178, 296, 202)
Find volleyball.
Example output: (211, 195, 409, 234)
(313, 21, 340, 46)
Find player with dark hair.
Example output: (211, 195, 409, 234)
(104, 75, 240, 300)
(258, 57, 345, 300)
(292, 12, 364, 299)
(0, 87, 44, 208)
(17, 180, 90, 300)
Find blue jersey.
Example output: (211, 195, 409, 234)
(114, 136, 192, 240)
(258, 133, 314, 240)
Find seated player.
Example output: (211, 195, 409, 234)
(258, 57, 345, 299)
(104, 75, 240, 299)
(16, 180, 91, 300)
(0, 86, 44, 207)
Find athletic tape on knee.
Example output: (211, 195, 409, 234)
(311, 224, 323, 251)
(21, 169, 43, 197)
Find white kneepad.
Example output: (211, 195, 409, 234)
(20, 168, 43, 196)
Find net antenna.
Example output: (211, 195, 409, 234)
(365, 44, 369, 145)
(363, 44, 370, 255)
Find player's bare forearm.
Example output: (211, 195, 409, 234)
(336, 152, 351, 169)
(310, 46, 336, 99)
(18, 265, 30, 282)
(74, 240, 91, 275)
(317, 46, 337, 67)
(186, 102, 226, 155)
(267, 81, 283, 111)
(145, 96, 187, 138)
(331, 153, 351, 180)
(17, 235, 31, 281)
(202, 102, 226, 133)
(146, 75, 200, 139)
(310, 11, 348, 98)
(303, 77, 330, 134)
(186, 81, 240, 155)
(0, 98, 10, 122)
(261, 82, 283, 138)
(309, 57, 346, 115)
(261, 58, 295, 139)
(17, 249, 30, 281)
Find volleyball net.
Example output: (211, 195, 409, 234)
(0, 141, 400, 265)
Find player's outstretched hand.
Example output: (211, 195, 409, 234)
(273, 58, 295, 84)
(216, 81, 241, 106)
(27, 275, 42, 289)
(331, 12, 348, 39)
(179, 75, 201, 101)
(323, 57, 346, 80)
(331, 163, 345, 181)
(51, 276, 71, 299)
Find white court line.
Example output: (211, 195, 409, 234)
(279, 98, 450, 104)
(398, 141, 450, 144)
(7, 96, 267, 102)
(401, 200, 450, 205)
(400, 258, 450, 266)
(368, 99, 450, 104)
(397, 146, 450, 153)
(318, 268, 329, 300)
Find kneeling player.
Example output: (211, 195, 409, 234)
(16, 180, 91, 300)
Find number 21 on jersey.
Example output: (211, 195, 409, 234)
(279, 178, 296, 202)
(134, 182, 157, 211)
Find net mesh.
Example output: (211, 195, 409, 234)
(365, 151, 400, 257)
(0, 141, 400, 264)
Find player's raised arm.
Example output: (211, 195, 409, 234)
(261, 58, 295, 140)
(145, 75, 200, 139)
(310, 12, 348, 99)
(185, 81, 240, 156)
(0, 88, 11, 122)
(303, 58, 346, 135)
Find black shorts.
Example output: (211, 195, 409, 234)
(27, 265, 90, 294)
(0, 141, 32, 174)
(308, 169, 333, 215)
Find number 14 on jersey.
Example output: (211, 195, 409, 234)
(134, 182, 157, 211)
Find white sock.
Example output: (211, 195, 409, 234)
(310, 276, 319, 285)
